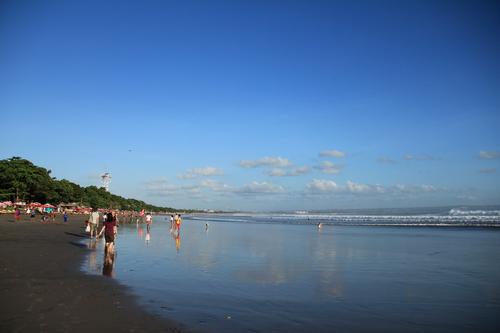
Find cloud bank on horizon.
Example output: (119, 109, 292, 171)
(140, 147, 498, 210)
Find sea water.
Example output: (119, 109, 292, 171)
(82, 211, 500, 333)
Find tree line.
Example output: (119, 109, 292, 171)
(0, 157, 186, 212)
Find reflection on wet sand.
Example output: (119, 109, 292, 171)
(229, 226, 344, 299)
(102, 249, 115, 277)
(87, 239, 98, 271)
(234, 267, 289, 285)
(170, 229, 181, 252)
(176, 233, 181, 252)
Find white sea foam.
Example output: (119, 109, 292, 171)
(187, 210, 500, 227)
(449, 208, 500, 216)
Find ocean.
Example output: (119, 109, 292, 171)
(82, 207, 500, 332)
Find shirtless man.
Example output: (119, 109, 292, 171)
(88, 208, 100, 238)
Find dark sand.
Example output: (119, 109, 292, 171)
(0, 213, 190, 333)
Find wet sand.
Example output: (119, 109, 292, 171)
(0, 213, 190, 333)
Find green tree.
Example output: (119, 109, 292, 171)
(0, 156, 189, 212)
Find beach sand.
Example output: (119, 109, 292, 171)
(0, 213, 189, 333)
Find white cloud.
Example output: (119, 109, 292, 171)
(479, 168, 496, 174)
(200, 179, 232, 192)
(319, 149, 345, 158)
(403, 154, 436, 161)
(377, 157, 398, 164)
(390, 184, 439, 194)
(419, 184, 438, 192)
(146, 178, 286, 199)
(145, 179, 199, 196)
(240, 156, 293, 168)
(293, 166, 310, 175)
(456, 194, 477, 201)
(346, 180, 373, 193)
(233, 181, 285, 195)
(305, 180, 442, 196)
(180, 166, 224, 179)
(306, 179, 339, 193)
(267, 166, 310, 177)
(268, 168, 287, 177)
(316, 161, 342, 174)
(479, 151, 500, 159)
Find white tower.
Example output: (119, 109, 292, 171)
(100, 172, 112, 192)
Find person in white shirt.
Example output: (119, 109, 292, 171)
(88, 208, 100, 238)
(145, 212, 152, 232)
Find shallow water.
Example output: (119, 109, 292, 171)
(82, 216, 500, 332)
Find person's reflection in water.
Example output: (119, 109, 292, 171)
(175, 232, 181, 252)
(88, 239, 98, 272)
(138, 226, 143, 238)
(170, 228, 181, 252)
(102, 248, 115, 277)
(145, 230, 151, 243)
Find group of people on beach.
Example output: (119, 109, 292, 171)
(84, 210, 187, 275)
(14, 206, 68, 223)
(169, 214, 182, 233)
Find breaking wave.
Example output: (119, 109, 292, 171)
(186, 207, 500, 227)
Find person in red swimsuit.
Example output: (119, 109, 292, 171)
(175, 214, 182, 232)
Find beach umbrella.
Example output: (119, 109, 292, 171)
(2, 201, 13, 206)
(29, 202, 42, 207)
(42, 204, 55, 208)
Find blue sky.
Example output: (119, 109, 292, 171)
(1, 0, 499, 211)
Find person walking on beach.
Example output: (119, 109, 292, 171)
(112, 210, 119, 225)
(145, 212, 152, 232)
(97, 212, 117, 255)
(88, 208, 100, 238)
(97, 212, 117, 278)
(170, 214, 174, 232)
(175, 214, 182, 232)
(63, 211, 68, 223)
(14, 208, 21, 221)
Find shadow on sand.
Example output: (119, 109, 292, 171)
(65, 231, 88, 238)
(68, 241, 89, 249)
